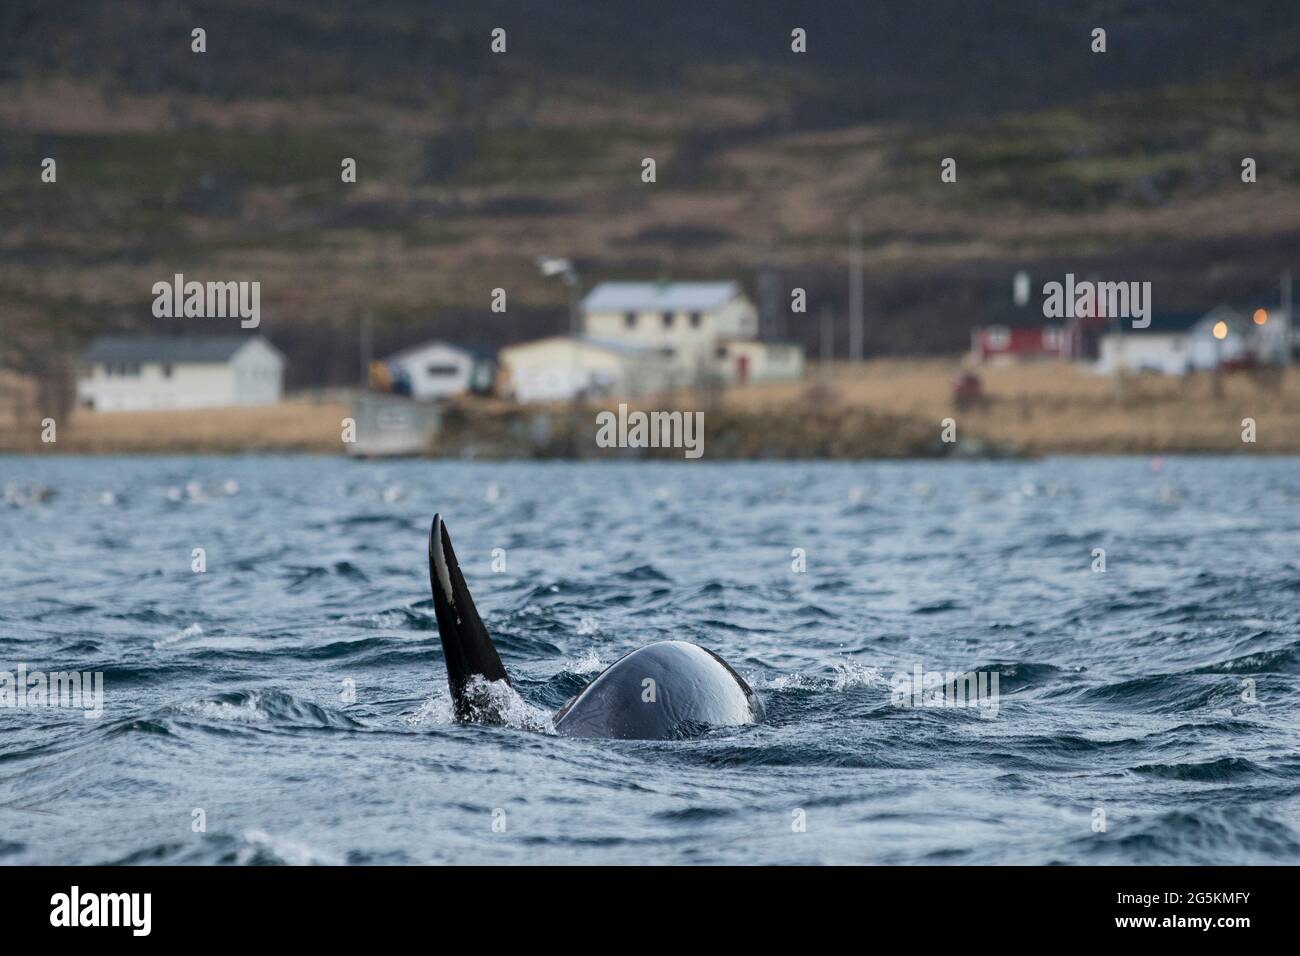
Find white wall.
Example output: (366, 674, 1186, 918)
(714, 340, 804, 384)
(712, 296, 759, 339)
(78, 362, 238, 411)
(500, 338, 670, 402)
(77, 340, 284, 411)
(1097, 334, 1189, 375)
(231, 339, 284, 405)
(388, 343, 481, 400)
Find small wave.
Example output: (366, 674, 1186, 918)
(169, 690, 363, 730)
(235, 829, 344, 866)
(1194, 642, 1300, 675)
(284, 561, 370, 591)
(2, 482, 55, 506)
(1131, 756, 1268, 781)
(617, 565, 671, 582)
(1068, 673, 1225, 713)
(1078, 808, 1300, 864)
(912, 599, 962, 614)
(361, 608, 437, 631)
(154, 622, 204, 648)
(173, 696, 269, 724)
(104, 718, 175, 738)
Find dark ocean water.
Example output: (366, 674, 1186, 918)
(1, 455, 1298, 865)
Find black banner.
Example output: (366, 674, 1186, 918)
(0, 865, 1282, 941)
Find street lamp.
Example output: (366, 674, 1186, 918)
(536, 257, 583, 403)
(535, 257, 579, 336)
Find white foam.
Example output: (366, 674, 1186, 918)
(237, 829, 342, 866)
(830, 660, 887, 690)
(749, 661, 887, 693)
(569, 648, 605, 674)
(407, 678, 556, 735)
(176, 695, 268, 723)
(155, 622, 204, 648)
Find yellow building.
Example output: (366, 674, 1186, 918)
(580, 281, 801, 386)
(499, 336, 674, 403)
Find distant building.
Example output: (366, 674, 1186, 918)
(1095, 312, 1201, 375)
(580, 280, 802, 385)
(1096, 307, 1254, 375)
(713, 339, 804, 384)
(972, 272, 1107, 364)
(77, 335, 284, 411)
(1252, 306, 1294, 364)
(382, 341, 496, 401)
(970, 321, 1067, 364)
(498, 336, 673, 403)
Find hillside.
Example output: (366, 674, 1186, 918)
(3, 1, 1300, 389)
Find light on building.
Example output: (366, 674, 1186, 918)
(1253, 308, 1268, 325)
(1212, 320, 1229, 340)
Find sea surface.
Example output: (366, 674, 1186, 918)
(1, 455, 1298, 865)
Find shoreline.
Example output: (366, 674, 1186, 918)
(3, 360, 1298, 458)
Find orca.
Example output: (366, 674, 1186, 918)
(427, 514, 764, 739)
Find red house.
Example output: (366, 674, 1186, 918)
(970, 323, 1066, 363)
(971, 275, 1111, 364)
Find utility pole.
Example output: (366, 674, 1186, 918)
(360, 311, 373, 386)
(1282, 271, 1294, 365)
(757, 263, 782, 342)
(820, 306, 833, 383)
(848, 217, 864, 363)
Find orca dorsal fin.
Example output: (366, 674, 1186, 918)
(428, 514, 511, 720)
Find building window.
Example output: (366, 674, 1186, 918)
(426, 364, 459, 376)
(689, 311, 702, 328)
(624, 311, 637, 329)
(986, 326, 1010, 350)
(662, 311, 673, 329)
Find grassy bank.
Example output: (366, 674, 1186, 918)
(715, 361, 1300, 455)
(2, 361, 1297, 457)
(0, 400, 349, 454)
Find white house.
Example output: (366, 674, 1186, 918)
(1097, 307, 1252, 375)
(382, 341, 495, 401)
(77, 335, 285, 411)
(498, 336, 673, 403)
(580, 281, 802, 385)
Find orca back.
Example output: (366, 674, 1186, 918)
(554, 640, 764, 740)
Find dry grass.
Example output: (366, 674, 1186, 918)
(699, 360, 1300, 454)
(2, 363, 1298, 456)
(0, 400, 348, 453)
